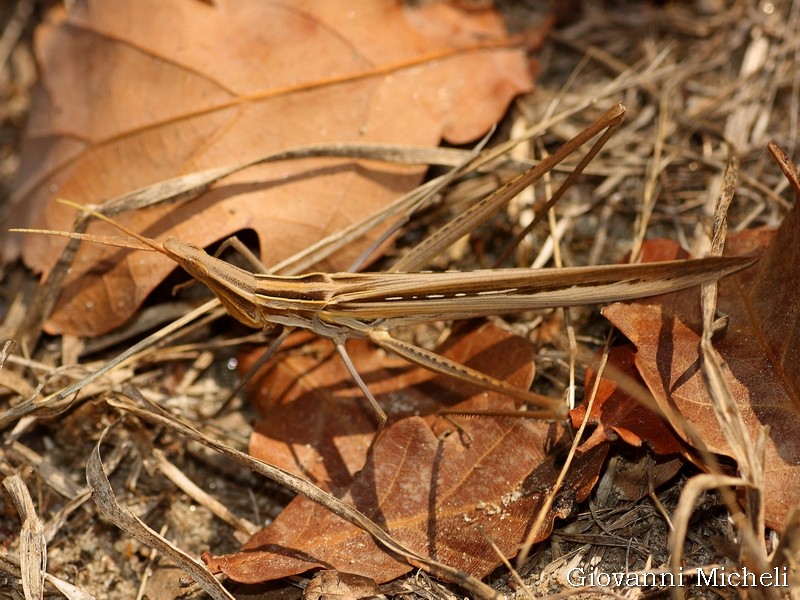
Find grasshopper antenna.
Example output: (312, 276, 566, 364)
(10, 198, 166, 254)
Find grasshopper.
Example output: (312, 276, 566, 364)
(16, 199, 753, 430)
(12, 103, 755, 436)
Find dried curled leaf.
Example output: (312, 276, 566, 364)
(244, 323, 538, 493)
(7, 0, 535, 336)
(206, 324, 607, 584)
(572, 331, 686, 456)
(206, 415, 607, 584)
(604, 193, 799, 531)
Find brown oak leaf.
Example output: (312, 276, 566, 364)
(7, 0, 535, 336)
(604, 180, 799, 530)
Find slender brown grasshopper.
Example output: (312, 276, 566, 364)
(13, 103, 755, 434)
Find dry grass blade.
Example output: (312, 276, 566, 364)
(86, 431, 237, 600)
(700, 152, 767, 535)
(2, 474, 46, 600)
(152, 449, 260, 538)
(392, 103, 626, 272)
(692, 151, 772, 593)
(667, 473, 753, 600)
(0, 553, 94, 600)
(476, 525, 536, 600)
(7, 441, 84, 500)
(699, 155, 756, 470)
(76, 142, 475, 221)
(517, 338, 610, 567)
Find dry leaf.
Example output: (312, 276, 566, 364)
(604, 453, 685, 503)
(244, 322, 537, 493)
(603, 199, 799, 530)
(204, 415, 607, 584)
(569, 342, 688, 503)
(204, 323, 606, 584)
(6, 0, 534, 336)
(303, 571, 384, 600)
(571, 344, 686, 456)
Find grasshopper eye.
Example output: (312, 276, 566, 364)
(182, 256, 210, 280)
(163, 238, 211, 281)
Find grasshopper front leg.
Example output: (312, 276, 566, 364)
(332, 340, 389, 453)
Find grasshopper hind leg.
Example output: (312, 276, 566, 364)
(367, 329, 567, 420)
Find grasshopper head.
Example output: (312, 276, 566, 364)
(162, 237, 211, 283)
(162, 237, 263, 329)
